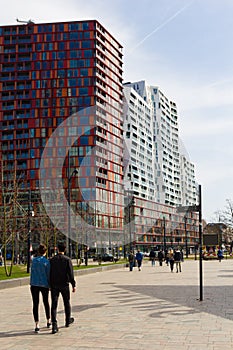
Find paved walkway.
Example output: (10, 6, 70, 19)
(1, 259, 233, 349)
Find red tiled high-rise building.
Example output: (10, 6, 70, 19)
(0, 20, 124, 254)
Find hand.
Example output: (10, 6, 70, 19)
(72, 287, 76, 293)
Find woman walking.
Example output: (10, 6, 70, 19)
(30, 244, 51, 333)
(168, 248, 175, 272)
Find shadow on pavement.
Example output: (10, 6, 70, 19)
(0, 329, 52, 338)
(110, 285, 233, 321)
(71, 303, 107, 313)
(0, 303, 107, 339)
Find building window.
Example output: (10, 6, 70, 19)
(81, 41, 91, 49)
(69, 23, 80, 31)
(70, 32, 79, 40)
(82, 22, 89, 30)
(80, 69, 88, 76)
(79, 88, 88, 95)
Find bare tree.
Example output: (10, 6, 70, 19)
(0, 162, 26, 276)
(215, 199, 233, 246)
(33, 190, 67, 257)
(220, 199, 233, 228)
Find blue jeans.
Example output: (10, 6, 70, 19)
(129, 261, 134, 271)
(137, 260, 142, 269)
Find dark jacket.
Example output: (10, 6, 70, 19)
(149, 250, 156, 259)
(50, 253, 76, 289)
(128, 252, 135, 262)
(135, 251, 143, 261)
(158, 251, 164, 261)
(174, 250, 182, 262)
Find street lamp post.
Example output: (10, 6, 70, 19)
(129, 202, 132, 251)
(198, 184, 203, 301)
(128, 196, 135, 251)
(27, 189, 34, 273)
(176, 188, 203, 301)
(123, 224, 126, 259)
(26, 196, 31, 274)
(163, 217, 166, 252)
(67, 151, 78, 258)
(184, 216, 188, 258)
(108, 216, 111, 253)
(125, 190, 134, 252)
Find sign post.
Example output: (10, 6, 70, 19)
(176, 184, 203, 301)
(198, 184, 203, 301)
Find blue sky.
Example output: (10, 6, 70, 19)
(1, 0, 233, 221)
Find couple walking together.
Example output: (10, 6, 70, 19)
(30, 242, 76, 334)
(128, 250, 143, 271)
(168, 248, 182, 273)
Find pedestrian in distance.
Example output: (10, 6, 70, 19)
(135, 249, 143, 271)
(30, 243, 51, 333)
(217, 247, 224, 262)
(149, 249, 156, 267)
(168, 248, 175, 272)
(165, 249, 169, 266)
(50, 242, 76, 334)
(158, 250, 164, 266)
(174, 248, 182, 273)
(128, 251, 135, 271)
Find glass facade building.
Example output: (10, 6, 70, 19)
(0, 20, 124, 251)
(0, 20, 199, 255)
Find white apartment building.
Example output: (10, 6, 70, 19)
(180, 152, 198, 205)
(123, 80, 197, 207)
(123, 85, 156, 201)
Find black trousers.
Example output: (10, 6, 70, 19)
(30, 285, 50, 322)
(51, 286, 71, 324)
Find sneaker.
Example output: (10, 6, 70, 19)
(52, 323, 58, 334)
(34, 327, 40, 333)
(65, 317, 74, 327)
(47, 322, 51, 328)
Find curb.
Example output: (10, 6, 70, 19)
(0, 263, 126, 290)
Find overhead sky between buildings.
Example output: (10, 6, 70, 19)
(1, 0, 232, 221)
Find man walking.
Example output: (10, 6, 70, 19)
(50, 242, 76, 334)
(174, 248, 182, 273)
(128, 251, 135, 271)
(135, 249, 143, 271)
(158, 250, 164, 266)
(149, 249, 156, 267)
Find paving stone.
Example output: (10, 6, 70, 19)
(1, 259, 233, 349)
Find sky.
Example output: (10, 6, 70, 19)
(1, 0, 233, 222)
